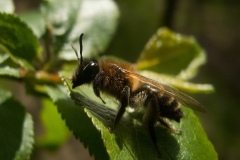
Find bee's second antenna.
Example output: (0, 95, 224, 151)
(71, 43, 79, 60)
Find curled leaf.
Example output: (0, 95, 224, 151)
(137, 28, 206, 80)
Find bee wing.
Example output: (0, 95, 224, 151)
(125, 70, 206, 112)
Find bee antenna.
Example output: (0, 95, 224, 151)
(71, 43, 79, 60)
(70, 33, 84, 68)
(79, 33, 84, 68)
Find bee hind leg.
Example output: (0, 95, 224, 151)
(157, 117, 182, 135)
(146, 115, 162, 157)
(144, 94, 161, 157)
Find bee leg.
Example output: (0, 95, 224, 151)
(109, 85, 130, 132)
(144, 94, 161, 156)
(93, 87, 106, 104)
(93, 71, 106, 104)
(157, 117, 182, 135)
(147, 117, 162, 157)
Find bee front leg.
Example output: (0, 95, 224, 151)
(93, 71, 107, 104)
(109, 85, 130, 132)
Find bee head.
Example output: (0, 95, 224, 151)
(71, 34, 100, 89)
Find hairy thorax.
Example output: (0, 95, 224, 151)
(98, 61, 129, 99)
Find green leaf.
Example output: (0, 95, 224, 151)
(0, 51, 29, 78)
(0, 0, 14, 13)
(0, 88, 11, 103)
(0, 66, 21, 78)
(44, 85, 109, 160)
(0, 13, 40, 70)
(137, 28, 206, 80)
(41, 0, 83, 53)
(63, 78, 217, 159)
(37, 98, 70, 149)
(58, 0, 119, 60)
(174, 108, 217, 160)
(14, 113, 34, 160)
(0, 90, 25, 160)
(41, 0, 82, 36)
(19, 9, 46, 38)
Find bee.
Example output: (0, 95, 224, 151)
(71, 33, 206, 155)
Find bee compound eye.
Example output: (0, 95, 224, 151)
(90, 62, 96, 66)
(83, 61, 99, 79)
